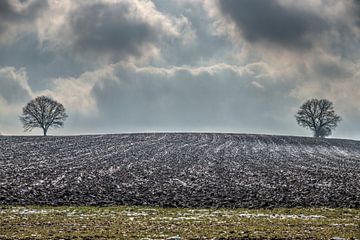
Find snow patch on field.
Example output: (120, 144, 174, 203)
(0, 207, 327, 221)
(1, 133, 360, 207)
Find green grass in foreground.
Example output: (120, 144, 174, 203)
(0, 206, 359, 239)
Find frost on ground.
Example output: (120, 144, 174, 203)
(0, 206, 359, 239)
(0, 133, 359, 208)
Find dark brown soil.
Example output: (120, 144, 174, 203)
(0, 133, 359, 208)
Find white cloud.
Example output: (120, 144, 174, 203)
(38, 64, 118, 115)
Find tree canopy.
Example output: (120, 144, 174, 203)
(20, 96, 68, 136)
(295, 99, 341, 138)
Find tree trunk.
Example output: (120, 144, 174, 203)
(314, 127, 321, 138)
(314, 129, 326, 138)
(43, 128, 47, 136)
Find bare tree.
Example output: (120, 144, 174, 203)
(20, 96, 68, 136)
(295, 99, 341, 138)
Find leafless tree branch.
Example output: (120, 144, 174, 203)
(295, 99, 341, 138)
(19, 96, 68, 136)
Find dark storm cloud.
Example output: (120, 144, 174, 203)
(68, 2, 157, 60)
(0, 1, 13, 20)
(0, 0, 48, 37)
(217, 0, 328, 50)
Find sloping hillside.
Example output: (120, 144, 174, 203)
(0, 133, 359, 208)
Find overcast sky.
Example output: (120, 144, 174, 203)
(1, 0, 360, 139)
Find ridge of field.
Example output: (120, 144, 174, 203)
(0, 133, 359, 208)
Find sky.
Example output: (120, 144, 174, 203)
(1, 0, 360, 139)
